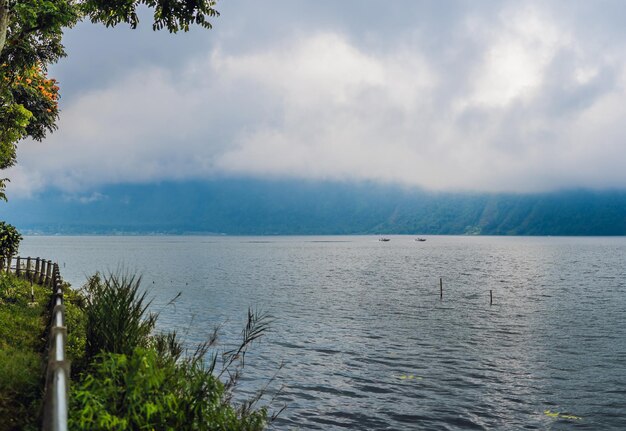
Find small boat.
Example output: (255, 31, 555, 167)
(379, 237, 391, 242)
(415, 238, 426, 242)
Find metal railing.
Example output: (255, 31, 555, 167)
(4, 256, 69, 431)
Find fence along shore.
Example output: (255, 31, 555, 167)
(3, 256, 69, 431)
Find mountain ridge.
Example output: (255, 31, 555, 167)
(2, 179, 625, 235)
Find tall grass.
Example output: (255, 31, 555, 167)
(72, 271, 273, 430)
(0, 274, 50, 430)
(82, 272, 156, 362)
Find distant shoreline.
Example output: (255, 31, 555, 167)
(20, 233, 626, 237)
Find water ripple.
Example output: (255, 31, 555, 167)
(20, 235, 626, 430)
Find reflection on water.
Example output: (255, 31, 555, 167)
(21, 235, 626, 430)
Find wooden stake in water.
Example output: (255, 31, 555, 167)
(440, 277, 443, 300)
(490, 289, 493, 305)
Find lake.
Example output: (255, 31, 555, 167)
(19, 235, 626, 430)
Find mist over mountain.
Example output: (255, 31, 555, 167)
(2, 179, 625, 235)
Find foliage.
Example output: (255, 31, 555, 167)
(81, 0, 219, 33)
(70, 347, 267, 431)
(0, 273, 48, 352)
(64, 283, 87, 370)
(0, 0, 219, 200)
(0, 273, 51, 430)
(0, 220, 21, 257)
(0, 95, 31, 199)
(0, 0, 78, 200)
(0, 348, 41, 430)
(1, 1, 79, 70)
(5, 64, 60, 141)
(81, 272, 156, 362)
(73, 270, 272, 429)
(0, 266, 273, 430)
(0, 95, 31, 168)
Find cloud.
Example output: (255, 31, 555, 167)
(214, 5, 626, 192)
(62, 192, 108, 204)
(7, 1, 626, 196)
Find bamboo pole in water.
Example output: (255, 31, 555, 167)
(439, 277, 443, 300)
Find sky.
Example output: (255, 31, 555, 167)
(7, 0, 626, 197)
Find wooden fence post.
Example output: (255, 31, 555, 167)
(26, 257, 32, 282)
(38, 259, 45, 285)
(16, 256, 21, 276)
(45, 261, 52, 287)
(35, 258, 41, 284)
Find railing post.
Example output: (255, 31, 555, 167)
(5, 256, 11, 274)
(53, 263, 60, 290)
(26, 257, 32, 281)
(45, 261, 52, 287)
(39, 259, 46, 285)
(16, 256, 21, 276)
(35, 258, 41, 284)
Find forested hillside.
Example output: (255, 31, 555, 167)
(3, 180, 625, 235)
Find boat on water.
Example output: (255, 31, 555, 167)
(415, 238, 427, 242)
(379, 238, 391, 242)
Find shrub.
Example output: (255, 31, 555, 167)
(63, 285, 87, 371)
(0, 221, 21, 262)
(74, 271, 273, 429)
(0, 273, 50, 430)
(70, 347, 267, 431)
(81, 272, 156, 362)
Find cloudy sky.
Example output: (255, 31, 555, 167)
(8, 0, 626, 196)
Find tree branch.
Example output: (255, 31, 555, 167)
(0, 1, 10, 55)
(19, 24, 44, 35)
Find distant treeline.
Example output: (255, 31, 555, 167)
(3, 179, 626, 235)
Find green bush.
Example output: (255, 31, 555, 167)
(64, 284, 87, 370)
(0, 273, 50, 430)
(0, 221, 21, 261)
(0, 347, 42, 431)
(82, 272, 156, 362)
(72, 271, 272, 430)
(70, 347, 267, 431)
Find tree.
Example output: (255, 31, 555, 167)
(0, 220, 21, 263)
(0, 0, 219, 200)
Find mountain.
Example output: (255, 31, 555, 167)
(1, 179, 625, 235)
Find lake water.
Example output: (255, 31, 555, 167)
(19, 235, 626, 430)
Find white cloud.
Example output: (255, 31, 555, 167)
(7, 1, 626, 196)
(463, 6, 568, 108)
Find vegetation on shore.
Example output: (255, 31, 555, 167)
(67, 272, 271, 430)
(0, 267, 272, 430)
(0, 273, 49, 431)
